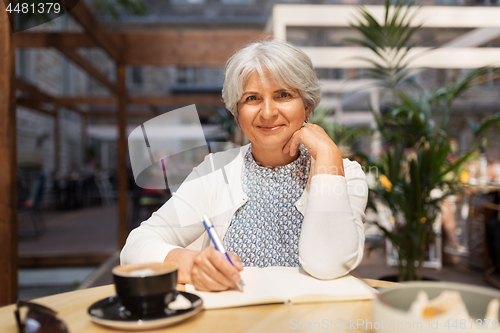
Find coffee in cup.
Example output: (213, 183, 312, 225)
(112, 262, 178, 318)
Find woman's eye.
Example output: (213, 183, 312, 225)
(246, 95, 257, 101)
(279, 92, 291, 98)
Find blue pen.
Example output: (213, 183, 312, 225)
(202, 214, 244, 292)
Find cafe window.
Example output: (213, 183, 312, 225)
(131, 67, 143, 87)
(176, 67, 196, 84)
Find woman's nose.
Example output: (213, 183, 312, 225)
(260, 98, 278, 119)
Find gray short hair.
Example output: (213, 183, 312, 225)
(222, 39, 321, 121)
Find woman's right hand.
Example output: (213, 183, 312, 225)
(191, 247, 243, 291)
(165, 247, 243, 291)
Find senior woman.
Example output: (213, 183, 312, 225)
(120, 39, 368, 292)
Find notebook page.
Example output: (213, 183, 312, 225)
(262, 267, 376, 304)
(185, 267, 287, 310)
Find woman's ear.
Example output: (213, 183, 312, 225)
(305, 107, 312, 121)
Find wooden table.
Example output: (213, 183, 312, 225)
(0, 280, 396, 333)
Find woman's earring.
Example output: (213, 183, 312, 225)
(302, 118, 309, 127)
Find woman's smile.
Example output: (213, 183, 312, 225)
(257, 124, 285, 132)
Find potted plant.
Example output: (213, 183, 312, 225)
(348, 0, 500, 280)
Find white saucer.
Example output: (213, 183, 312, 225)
(88, 291, 203, 331)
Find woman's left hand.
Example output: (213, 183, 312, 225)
(282, 123, 344, 176)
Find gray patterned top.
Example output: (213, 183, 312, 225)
(222, 144, 311, 267)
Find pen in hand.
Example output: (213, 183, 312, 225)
(202, 215, 245, 292)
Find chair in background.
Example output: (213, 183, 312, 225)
(130, 187, 171, 230)
(95, 172, 114, 206)
(477, 201, 500, 289)
(19, 173, 46, 237)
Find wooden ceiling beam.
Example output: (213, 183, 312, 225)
(57, 48, 117, 94)
(86, 110, 215, 118)
(129, 94, 224, 106)
(66, 0, 122, 62)
(54, 94, 223, 107)
(16, 79, 85, 115)
(87, 111, 155, 118)
(17, 98, 56, 117)
(116, 30, 270, 66)
(14, 30, 268, 66)
(15, 32, 96, 48)
(15, 79, 53, 103)
(55, 95, 117, 106)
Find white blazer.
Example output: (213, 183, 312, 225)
(120, 144, 368, 279)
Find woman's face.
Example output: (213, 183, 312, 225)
(237, 71, 310, 152)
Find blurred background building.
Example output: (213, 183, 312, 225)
(10, 0, 500, 299)
(16, 0, 500, 210)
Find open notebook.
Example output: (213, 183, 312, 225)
(185, 267, 376, 310)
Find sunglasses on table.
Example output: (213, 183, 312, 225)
(14, 300, 69, 333)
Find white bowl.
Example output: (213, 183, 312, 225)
(372, 281, 500, 333)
